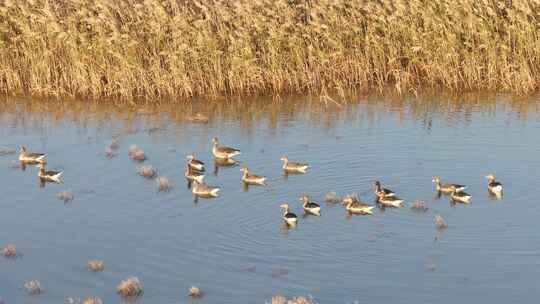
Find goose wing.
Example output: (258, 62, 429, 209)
(217, 146, 240, 154)
(45, 170, 61, 176)
(284, 212, 297, 220)
(305, 202, 320, 209)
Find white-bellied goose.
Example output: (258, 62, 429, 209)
(486, 174, 503, 194)
(37, 163, 62, 183)
(280, 203, 298, 225)
(299, 195, 321, 215)
(186, 154, 205, 172)
(432, 176, 467, 193)
(19, 146, 46, 163)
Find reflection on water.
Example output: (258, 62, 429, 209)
(0, 93, 540, 304)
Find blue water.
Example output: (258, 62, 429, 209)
(1, 94, 539, 303)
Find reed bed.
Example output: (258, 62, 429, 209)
(0, 0, 539, 99)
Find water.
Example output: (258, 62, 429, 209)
(1, 94, 539, 304)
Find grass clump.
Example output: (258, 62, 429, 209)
(24, 280, 44, 295)
(128, 145, 146, 162)
(156, 176, 172, 192)
(87, 260, 104, 272)
(2, 244, 18, 258)
(137, 165, 157, 178)
(271, 295, 316, 304)
(0, 0, 538, 99)
(117, 277, 143, 298)
(57, 191, 74, 202)
(435, 214, 448, 229)
(188, 286, 203, 298)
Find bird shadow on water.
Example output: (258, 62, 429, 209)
(213, 159, 240, 176)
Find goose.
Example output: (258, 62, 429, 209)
(373, 181, 396, 197)
(192, 180, 220, 197)
(377, 191, 404, 208)
(280, 203, 298, 225)
(37, 163, 62, 183)
(450, 189, 472, 204)
(240, 167, 267, 185)
(299, 195, 321, 215)
(280, 156, 308, 173)
(212, 137, 241, 159)
(185, 166, 204, 183)
(345, 196, 374, 215)
(432, 176, 467, 193)
(18, 146, 46, 163)
(186, 154, 205, 172)
(485, 174, 503, 194)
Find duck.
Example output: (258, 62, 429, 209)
(185, 166, 204, 183)
(432, 176, 467, 193)
(485, 174, 503, 194)
(280, 203, 298, 225)
(186, 154, 205, 172)
(18, 146, 46, 163)
(37, 163, 62, 183)
(299, 195, 321, 215)
(192, 180, 220, 197)
(280, 156, 308, 173)
(373, 181, 395, 197)
(450, 189, 472, 204)
(377, 191, 404, 208)
(344, 196, 374, 215)
(240, 167, 267, 185)
(212, 137, 241, 159)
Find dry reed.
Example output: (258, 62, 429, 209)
(2, 244, 17, 258)
(87, 260, 104, 272)
(24, 280, 44, 295)
(137, 165, 157, 178)
(435, 214, 448, 229)
(188, 286, 203, 298)
(83, 297, 103, 304)
(156, 176, 172, 192)
(117, 277, 143, 298)
(271, 295, 316, 304)
(410, 200, 428, 212)
(324, 191, 341, 203)
(0, 0, 538, 99)
(57, 191, 74, 202)
(128, 145, 146, 161)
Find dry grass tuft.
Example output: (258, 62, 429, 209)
(2, 244, 18, 258)
(188, 113, 209, 123)
(410, 200, 428, 212)
(128, 145, 146, 162)
(57, 191, 74, 203)
(24, 280, 44, 295)
(270, 295, 316, 304)
(87, 260, 105, 272)
(188, 286, 203, 298)
(117, 277, 143, 298)
(137, 165, 157, 178)
(325, 191, 341, 203)
(83, 297, 103, 304)
(64, 297, 80, 304)
(156, 176, 172, 192)
(1, 0, 538, 99)
(435, 214, 448, 229)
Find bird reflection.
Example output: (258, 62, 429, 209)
(213, 158, 240, 176)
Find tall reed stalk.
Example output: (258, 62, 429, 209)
(1, 0, 539, 99)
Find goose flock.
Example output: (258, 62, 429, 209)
(17, 134, 505, 229)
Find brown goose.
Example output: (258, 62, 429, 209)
(432, 176, 467, 193)
(37, 163, 62, 182)
(18, 146, 46, 163)
(240, 167, 267, 185)
(212, 137, 241, 159)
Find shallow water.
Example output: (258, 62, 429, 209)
(1, 94, 540, 303)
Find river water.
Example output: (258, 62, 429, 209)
(1, 94, 539, 303)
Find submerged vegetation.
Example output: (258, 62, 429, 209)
(0, 0, 539, 99)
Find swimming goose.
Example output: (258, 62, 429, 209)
(37, 163, 62, 182)
(280, 157, 308, 173)
(450, 189, 472, 204)
(18, 146, 46, 163)
(299, 195, 321, 215)
(344, 196, 374, 215)
(485, 174, 503, 194)
(377, 192, 404, 208)
(186, 154, 205, 172)
(192, 180, 220, 197)
(373, 181, 395, 197)
(280, 203, 298, 225)
(212, 137, 241, 159)
(240, 167, 267, 185)
(432, 176, 467, 193)
(185, 166, 204, 183)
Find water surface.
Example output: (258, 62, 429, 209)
(1, 94, 540, 303)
